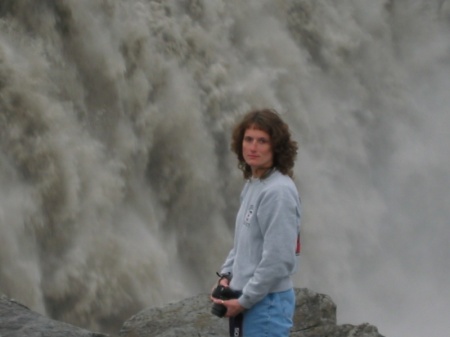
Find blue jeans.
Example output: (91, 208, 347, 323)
(242, 289, 295, 337)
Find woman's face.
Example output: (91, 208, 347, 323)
(242, 127, 273, 177)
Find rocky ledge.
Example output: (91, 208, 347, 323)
(0, 288, 385, 337)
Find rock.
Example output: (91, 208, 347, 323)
(0, 289, 384, 337)
(119, 291, 227, 337)
(0, 294, 108, 337)
(119, 288, 385, 337)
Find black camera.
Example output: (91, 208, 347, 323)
(211, 285, 241, 317)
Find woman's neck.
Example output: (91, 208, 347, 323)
(252, 167, 274, 179)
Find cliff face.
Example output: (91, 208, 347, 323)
(1, 288, 385, 337)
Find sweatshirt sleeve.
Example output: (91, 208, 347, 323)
(221, 182, 248, 276)
(220, 247, 235, 275)
(239, 183, 300, 308)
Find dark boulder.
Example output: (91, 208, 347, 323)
(0, 289, 384, 337)
(119, 288, 385, 337)
(0, 294, 108, 337)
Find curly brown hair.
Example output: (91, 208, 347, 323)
(231, 109, 298, 179)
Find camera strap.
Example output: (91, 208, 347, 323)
(228, 313, 244, 337)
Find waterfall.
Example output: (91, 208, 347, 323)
(0, 1, 449, 336)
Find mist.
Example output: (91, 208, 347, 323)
(0, 1, 449, 336)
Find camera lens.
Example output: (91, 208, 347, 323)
(211, 285, 228, 317)
(211, 303, 227, 317)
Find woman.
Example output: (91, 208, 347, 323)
(211, 109, 301, 337)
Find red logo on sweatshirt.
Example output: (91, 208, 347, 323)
(295, 233, 301, 255)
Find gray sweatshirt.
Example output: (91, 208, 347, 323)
(220, 169, 301, 309)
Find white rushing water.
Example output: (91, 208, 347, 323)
(1, 0, 449, 336)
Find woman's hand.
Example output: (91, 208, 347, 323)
(218, 277, 230, 288)
(211, 298, 245, 317)
(210, 278, 230, 300)
(210, 279, 244, 317)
